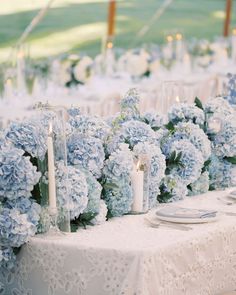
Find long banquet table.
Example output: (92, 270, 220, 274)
(2, 188, 236, 295)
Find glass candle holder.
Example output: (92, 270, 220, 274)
(36, 104, 71, 233)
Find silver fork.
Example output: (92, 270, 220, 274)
(144, 218, 192, 231)
(217, 197, 234, 206)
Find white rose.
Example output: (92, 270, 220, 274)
(74, 56, 93, 83)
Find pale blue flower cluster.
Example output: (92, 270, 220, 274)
(133, 142, 166, 208)
(204, 97, 234, 117)
(0, 207, 39, 248)
(162, 122, 211, 161)
(67, 133, 105, 179)
(102, 144, 133, 217)
(56, 162, 88, 220)
(69, 114, 110, 142)
(168, 103, 205, 126)
(0, 145, 41, 201)
(83, 171, 102, 215)
(67, 107, 81, 117)
(0, 246, 15, 270)
(168, 139, 204, 186)
(90, 200, 108, 225)
(209, 154, 236, 190)
(224, 73, 236, 105)
(142, 111, 167, 130)
(5, 119, 47, 160)
(188, 171, 210, 196)
(0, 137, 41, 270)
(107, 120, 156, 153)
(212, 115, 236, 158)
(120, 88, 140, 114)
(5, 197, 41, 226)
(160, 175, 188, 202)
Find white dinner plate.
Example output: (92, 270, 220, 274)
(155, 209, 220, 224)
(227, 190, 236, 200)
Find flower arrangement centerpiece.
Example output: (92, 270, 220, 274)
(117, 49, 151, 78)
(1, 80, 236, 272)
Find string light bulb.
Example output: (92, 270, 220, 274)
(176, 33, 183, 41)
(166, 35, 173, 42)
(107, 41, 113, 49)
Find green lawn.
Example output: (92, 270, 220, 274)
(0, 0, 235, 61)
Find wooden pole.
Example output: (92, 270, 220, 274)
(107, 0, 116, 45)
(223, 0, 232, 37)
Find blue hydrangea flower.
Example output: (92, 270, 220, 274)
(56, 162, 88, 220)
(204, 97, 234, 117)
(67, 133, 105, 179)
(107, 120, 157, 154)
(0, 246, 15, 270)
(142, 111, 167, 130)
(0, 132, 5, 148)
(133, 142, 166, 208)
(162, 122, 211, 161)
(5, 196, 41, 226)
(102, 144, 134, 217)
(0, 207, 38, 248)
(224, 73, 236, 105)
(168, 139, 204, 186)
(69, 115, 110, 142)
(67, 107, 81, 117)
(168, 103, 205, 126)
(188, 171, 209, 196)
(90, 200, 108, 225)
(209, 154, 236, 189)
(159, 175, 188, 202)
(5, 120, 47, 160)
(83, 171, 102, 215)
(212, 115, 236, 158)
(0, 146, 41, 201)
(120, 88, 140, 114)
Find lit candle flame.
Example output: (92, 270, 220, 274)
(176, 33, 183, 41)
(176, 96, 180, 103)
(17, 50, 24, 59)
(6, 78, 12, 86)
(136, 160, 141, 171)
(107, 41, 113, 49)
(233, 28, 236, 36)
(166, 35, 173, 42)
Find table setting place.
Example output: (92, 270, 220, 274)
(144, 189, 236, 232)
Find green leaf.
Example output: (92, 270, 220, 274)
(152, 126, 160, 132)
(224, 156, 236, 164)
(194, 97, 204, 110)
(176, 151, 182, 162)
(187, 184, 193, 191)
(103, 182, 119, 190)
(209, 184, 215, 191)
(202, 159, 211, 173)
(157, 191, 172, 203)
(169, 151, 176, 163)
(71, 212, 98, 230)
(164, 121, 175, 132)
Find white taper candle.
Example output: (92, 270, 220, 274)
(47, 122, 57, 214)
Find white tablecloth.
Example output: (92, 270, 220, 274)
(2, 188, 236, 295)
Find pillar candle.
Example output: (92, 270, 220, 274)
(131, 161, 144, 212)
